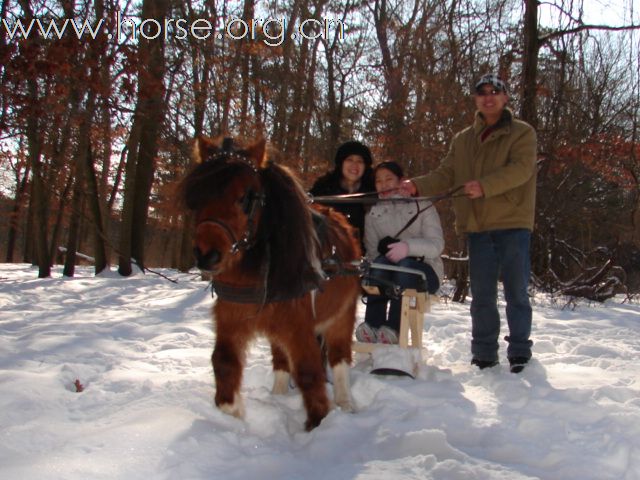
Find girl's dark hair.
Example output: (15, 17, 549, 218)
(374, 161, 404, 179)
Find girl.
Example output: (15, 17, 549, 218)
(356, 161, 444, 344)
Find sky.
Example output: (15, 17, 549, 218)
(1, 263, 639, 479)
(539, 0, 638, 27)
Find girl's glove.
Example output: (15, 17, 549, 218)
(385, 241, 409, 263)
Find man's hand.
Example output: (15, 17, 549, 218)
(399, 179, 418, 197)
(464, 180, 484, 199)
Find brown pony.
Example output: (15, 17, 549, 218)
(182, 136, 361, 430)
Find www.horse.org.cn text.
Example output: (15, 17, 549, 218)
(114, 14, 346, 46)
(1, 14, 347, 46)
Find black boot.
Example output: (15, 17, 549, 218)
(508, 356, 529, 373)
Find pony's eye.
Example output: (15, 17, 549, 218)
(238, 193, 251, 214)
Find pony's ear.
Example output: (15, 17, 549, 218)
(193, 135, 220, 164)
(244, 138, 267, 169)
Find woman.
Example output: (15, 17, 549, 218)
(310, 140, 375, 244)
(356, 161, 444, 344)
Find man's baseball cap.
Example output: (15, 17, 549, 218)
(474, 73, 508, 93)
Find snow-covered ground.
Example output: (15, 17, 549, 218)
(1, 263, 639, 480)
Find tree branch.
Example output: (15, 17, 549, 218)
(540, 24, 640, 45)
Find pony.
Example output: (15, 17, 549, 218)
(182, 135, 361, 431)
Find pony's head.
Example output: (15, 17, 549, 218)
(182, 135, 325, 299)
(184, 135, 267, 274)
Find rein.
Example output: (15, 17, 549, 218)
(310, 185, 465, 205)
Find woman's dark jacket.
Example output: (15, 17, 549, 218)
(309, 172, 375, 246)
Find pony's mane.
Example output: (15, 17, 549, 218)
(258, 162, 324, 300)
(182, 154, 324, 300)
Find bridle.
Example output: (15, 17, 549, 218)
(195, 139, 265, 254)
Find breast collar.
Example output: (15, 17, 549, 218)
(210, 210, 341, 305)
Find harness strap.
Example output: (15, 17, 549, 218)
(211, 280, 267, 304)
(212, 215, 332, 305)
(197, 219, 240, 250)
(211, 278, 324, 304)
(211, 246, 269, 305)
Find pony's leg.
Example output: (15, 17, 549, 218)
(283, 331, 330, 431)
(211, 321, 250, 419)
(270, 343, 290, 395)
(323, 299, 358, 412)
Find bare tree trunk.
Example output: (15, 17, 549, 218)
(287, 34, 311, 158)
(84, 0, 110, 274)
(23, 179, 35, 264)
(118, 125, 140, 276)
(84, 141, 109, 274)
(6, 195, 22, 262)
(299, 40, 320, 168)
(51, 174, 73, 265)
(63, 163, 84, 277)
(252, 55, 264, 131)
(372, 0, 422, 160)
(65, 94, 108, 275)
(5, 138, 30, 262)
(19, 0, 49, 277)
(271, 0, 301, 149)
(0, 0, 9, 128)
(520, 0, 539, 127)
(97, 1, 114, 265)
(324, 41, 341, 161)
(118, 0, 170, 275)
(321, 5, 356, 169)
(238, 0, 254, 136)
(27, 102, 49, 277)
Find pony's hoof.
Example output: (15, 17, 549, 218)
(218, 396, 245, 419)
(272, 370, 290, 395)
(304, 415, 324, 431)
(335, 400, 354, 413)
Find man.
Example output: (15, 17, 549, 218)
(402, 73, 537, 373)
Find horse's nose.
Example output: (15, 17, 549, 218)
(194, 246, 221, 271)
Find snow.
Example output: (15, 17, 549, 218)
(1, 263, 639, 480)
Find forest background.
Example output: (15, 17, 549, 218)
(0, 0, 639, 300)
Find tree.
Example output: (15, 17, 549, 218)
(20, 0, 50, 277)
(520, 0, 640, 127)
(118, 0, 170, 276)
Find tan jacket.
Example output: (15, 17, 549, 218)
(413, 109, 537, 233)
(364, 198, 445, 282)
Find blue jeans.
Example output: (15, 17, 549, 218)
(468, 229, 533, 361)
(364, 256, 440, 332)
